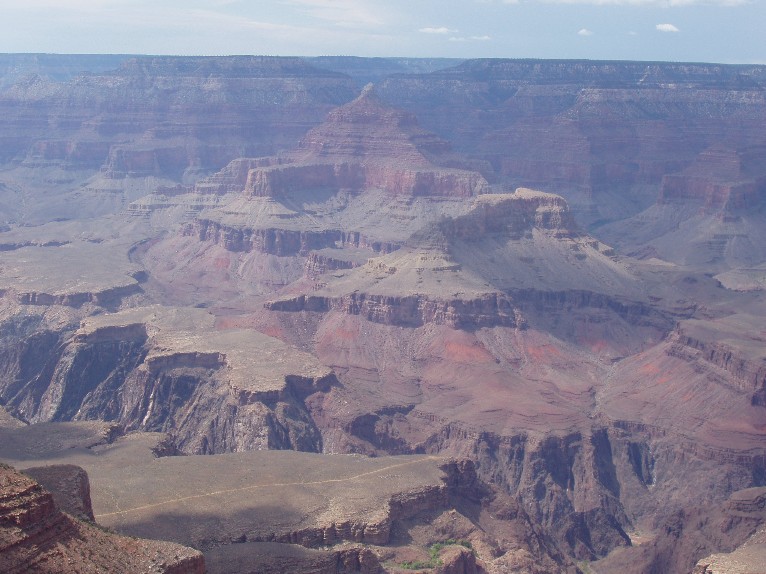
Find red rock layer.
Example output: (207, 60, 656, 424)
(193, 85, 489, 200)
(0, 463, 204, 574)
(658, 146, 766, 213)
(22, 465, 94, 522)
(244, 162, 486, 199)
(441, 192, 581, 240)
(192, 219, 342, 255)
(267, 293, 523, 330)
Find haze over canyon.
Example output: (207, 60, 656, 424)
(0, 54, 765, 574)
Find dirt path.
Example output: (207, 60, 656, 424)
(95, 455, 442, 519)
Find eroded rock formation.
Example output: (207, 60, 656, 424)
(1, 306, 335, 454)
(0, 462, 204, 573)
(1, 55, 766, 574)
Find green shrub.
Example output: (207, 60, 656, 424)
(397, 539, 474, 570)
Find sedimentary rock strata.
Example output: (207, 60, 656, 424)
(0, 462, 204, 574)
(0, 306, 336, 454)
(1, 55, 766, 573)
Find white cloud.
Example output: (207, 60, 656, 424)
(449, 35, 492, 41)
(578, 28, 594, 36)
(419, 26, 454, 34)
(656, 23, 680, 32)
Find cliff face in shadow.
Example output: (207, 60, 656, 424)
(0, 308, 334, 455)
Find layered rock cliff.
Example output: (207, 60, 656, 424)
(376, 59, 766, 227)
(264, 189, 649, 345)
(179, 85, 489, 262)
(237, 84, 488, 199)
(657, 146, 766, 213)
(267, 291, 522, 330)
(669, 316, 766, 404)
(2, 55, 766, 574)
(596, 140, 766, 272)
(0, 306, 336, 454)
(0, 462, 204, 573)
(0, 55, 358, 223)
(21, 464, 95, 522)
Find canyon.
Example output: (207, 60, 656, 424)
(0, 54, 765, 573)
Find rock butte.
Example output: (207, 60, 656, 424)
(0, 55, 765, 573)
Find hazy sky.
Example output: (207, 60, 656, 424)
(0, 0, 762, 64)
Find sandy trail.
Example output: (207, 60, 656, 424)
(95, 455, 442, 519)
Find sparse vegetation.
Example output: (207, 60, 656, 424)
(398, 539, 474, 570)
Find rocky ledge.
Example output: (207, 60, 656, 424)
(265, 189, 637, 334)
(1, 306, 337, 454)
(668, 315, 766, 404)
(0, 462, 204, 574)
(0, 241, 144, 309)
(658, 146, 766, 214)
(440, 189, 584, 241)
(193, 217, 341, 255)
(694, 527, 766, 574)
(267, 291, 523, 330)
(244, 161, 488, 199)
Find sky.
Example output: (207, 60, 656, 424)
(0, 0, 763, 64)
